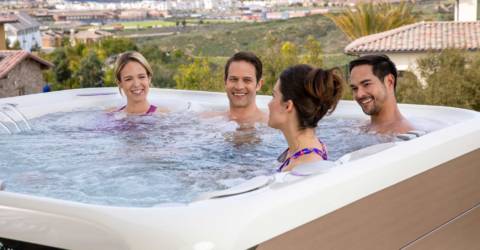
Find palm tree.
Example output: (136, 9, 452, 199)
(327, 1, 417, 40)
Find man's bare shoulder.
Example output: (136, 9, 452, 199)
(200, 111, 228, 119)
(370, 119, 414, 134)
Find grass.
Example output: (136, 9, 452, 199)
(104, 20, 176, 29)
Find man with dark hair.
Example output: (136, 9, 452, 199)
(221, 51, 267, 125)
(349, 54, 413, 134)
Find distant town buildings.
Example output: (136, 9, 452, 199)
(5, 12, 42, 52)
(0, 50, 53, 98)
(42, 30, 64, 48)
(72, 28, 112, 45)
(0, 13, 17, 50)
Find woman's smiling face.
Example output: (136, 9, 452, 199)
(118, 61, 151, 103)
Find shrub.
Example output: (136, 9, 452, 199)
(397, 50, 480, 111)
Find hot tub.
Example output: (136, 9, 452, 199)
(0, 88, 479, 250)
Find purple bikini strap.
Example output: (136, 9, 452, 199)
(117, 105, 156, 115)
(145, 105, 157, 115)
(276, 143, 328, 172)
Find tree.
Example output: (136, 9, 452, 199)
(31, 42, 41, 52)
(10, 40, 21, 50)
(174, 57, 222, 91)
(259, 32, 301, 94)
(302, 35, 323, 67)
(96, 37, 138, 58)
(52, 48, 72, 88)
(74, 51, 104, 88)
(5, 37, 10, 49)
(327, 1, 417, 40)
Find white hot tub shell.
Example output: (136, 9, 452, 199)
(0, 88, 479, 250)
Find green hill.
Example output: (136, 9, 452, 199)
(134, 14, 352, 67)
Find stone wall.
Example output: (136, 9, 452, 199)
(0, 59, 45, 98)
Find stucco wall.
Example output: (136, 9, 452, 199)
(455, 0, 478, 21)
(359, 52, 429, 86)
(385, 53, 429, 71)
(0, 59, 45, 98)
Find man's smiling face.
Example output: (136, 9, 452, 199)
(349, 64, 388, 116)
(225, 60, 261, 109)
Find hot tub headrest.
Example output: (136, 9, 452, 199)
(193, 175, 274, 201)
(336, 142, 398, 164)
(396, 130, 427, 141)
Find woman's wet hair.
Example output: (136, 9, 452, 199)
(114, 51, 153, 84)
(279, 64, 344, 130)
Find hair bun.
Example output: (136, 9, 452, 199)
(306, 67, 344, 116)
(279, 64, 344, 129)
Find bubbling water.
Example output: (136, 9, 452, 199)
(0, 109, 393, 207)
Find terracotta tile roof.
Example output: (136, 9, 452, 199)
(345, 21, 480, 54)
(0, 50, 53, 79)
(74, 29, 112, 40)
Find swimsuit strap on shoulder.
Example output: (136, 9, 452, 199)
(145, 105, 157, 115)
(276, 146, 328, 172)
(117, 105, 157, 115)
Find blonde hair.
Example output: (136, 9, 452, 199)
(114, 51, 153, 85)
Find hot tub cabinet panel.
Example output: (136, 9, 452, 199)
(257, 149, 480, 250)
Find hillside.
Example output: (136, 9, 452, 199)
(133, 14, 352, 66)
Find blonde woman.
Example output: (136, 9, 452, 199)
(110, 51, 158, 115)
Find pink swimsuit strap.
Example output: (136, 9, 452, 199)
(118, 105, 157, 115)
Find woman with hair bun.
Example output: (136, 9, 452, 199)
(268, 64, 344, 172)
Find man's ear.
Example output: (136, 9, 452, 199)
(256, 79, 264, 91)
(384, 74, 395, 91)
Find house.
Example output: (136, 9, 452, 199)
(0, 13, 17, 50)
(345, 1, 480, 82)
(72, 29, 112, 45)
(344, 21, 480, 72)
(42, 30, 64, 48)
(5, 12, 42, 52)
(0, 50, 53, 98)
(51, 11, 114, 24)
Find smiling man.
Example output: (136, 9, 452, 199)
(222, 51, 267, 125)
(349, 54, 413, 134)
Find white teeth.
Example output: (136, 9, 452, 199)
(131, 89, 143, 94)
(361, 97, 372, 104)
(233, 93, 246, 96)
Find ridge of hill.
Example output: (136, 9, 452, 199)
(134, 14, 351, 65)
